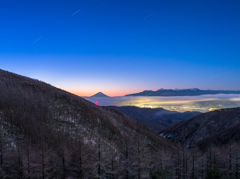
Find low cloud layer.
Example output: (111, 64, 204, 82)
(84, 94, 240, 112)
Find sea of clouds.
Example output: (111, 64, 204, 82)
(84, 94, 240, 112)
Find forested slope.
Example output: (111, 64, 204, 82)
(0, 69, 175, 178)
(160, 107, 240, 150)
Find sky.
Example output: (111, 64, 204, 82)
(1, 0, 240, 97)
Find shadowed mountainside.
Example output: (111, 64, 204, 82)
(105, 106, 200, 132)
(0, 69, 176, 178)
(159, 107, 240, 150)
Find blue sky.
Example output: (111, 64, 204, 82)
(1, 0, 240, 96)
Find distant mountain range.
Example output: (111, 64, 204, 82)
(90, 92, 109, 97)
(105, 106, 200, 132)
(126, 88, 240, 96)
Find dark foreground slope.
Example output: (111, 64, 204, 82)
(160, 107, 240, 150)
(0, 69, 175, 178)
(105, 106, 200, 132)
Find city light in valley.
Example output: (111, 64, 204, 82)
(85, 94, 240, 112)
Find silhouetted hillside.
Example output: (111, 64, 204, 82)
(159, 107, 240, 150)
(126, 88, 240, 96)
(0, 69, 176, 178)
(105, 106, 200, 132)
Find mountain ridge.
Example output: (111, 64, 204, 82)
(159, 107, 240, 150)
(126, 88, 240, 96)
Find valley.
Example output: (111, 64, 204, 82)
(105, 106, 200, 132)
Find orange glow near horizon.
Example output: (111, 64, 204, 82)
(68, 89, 134, 97)
(63, 85, 164, 97)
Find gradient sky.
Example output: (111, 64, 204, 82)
(1, 0, 240, 96)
